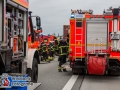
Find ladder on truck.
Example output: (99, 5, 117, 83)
(75, 18, 83, 61)
(91, 38, 103, 54)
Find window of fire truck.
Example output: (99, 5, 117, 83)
(76, 21, 82, 27)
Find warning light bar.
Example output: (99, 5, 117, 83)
(71, 9, 93, 14)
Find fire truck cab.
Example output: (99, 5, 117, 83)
(69, 7, 120, 75)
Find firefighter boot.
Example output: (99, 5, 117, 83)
(58, 66, 62, 72)
(50, 57, 52, 61)
(48, 56, 51, 60)
(58, 69, 62, 72)
(63, 69, 67, 72)
(53, 56, 55, 60)
(51, 56, 54, 60)
(46, 59, 51, 63)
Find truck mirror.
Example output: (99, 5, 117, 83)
(36, 26, 42, 31)
(36, 16, 41, 26)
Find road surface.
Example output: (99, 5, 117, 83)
(35, 57, 120, 90)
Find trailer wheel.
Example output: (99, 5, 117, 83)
(28, 58, 38, 83)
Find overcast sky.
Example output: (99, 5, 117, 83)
(29, 0, 120, 35)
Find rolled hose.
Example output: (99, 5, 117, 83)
(18, 36, 24, 50)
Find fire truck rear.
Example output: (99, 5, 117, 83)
(69, 7, 120, 75)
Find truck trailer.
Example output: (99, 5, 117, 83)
(69, 7, 120, 75)
(0, 0, 41, 89)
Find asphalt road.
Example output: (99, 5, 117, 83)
(35, 57, 120, 90)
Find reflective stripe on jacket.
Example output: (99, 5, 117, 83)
(59, 46, 67, 55)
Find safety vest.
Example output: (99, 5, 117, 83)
(59, 46, 67, 55)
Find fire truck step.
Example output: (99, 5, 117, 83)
(28, 83, 41, 90)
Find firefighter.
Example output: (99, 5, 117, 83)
(47, 44, 51, 60)
(41, 42, 50, 62)
(54, 37, 59, 55)
(58, 39, 67, 72)
(66, 34, 69, 61)
(49, 42, 55, 60)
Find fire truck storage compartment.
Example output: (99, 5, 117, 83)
(86, 19, 109, 75)
(86, 19, 108, 52)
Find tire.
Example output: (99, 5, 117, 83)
(27, 58, 38, 83)
(72, 68, 85, 75)
(108, 70, 120, 76)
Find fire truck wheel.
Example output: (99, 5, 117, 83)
(108, 70, 120, 76)
(27, 58, 38, 83)
(32, 58, 38, 82)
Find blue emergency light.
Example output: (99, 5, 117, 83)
(70, 14, 74, 18)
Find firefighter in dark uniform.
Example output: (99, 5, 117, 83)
(47, 44, 51, 60)
(66, 34, 69, 60)
(58, 39, 67, 72)
(49, 42, 55, 60)
(41, 42, 50, 62)
(54, 37, 59, 55)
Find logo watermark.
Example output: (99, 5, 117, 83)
(0, 73, 33, 88)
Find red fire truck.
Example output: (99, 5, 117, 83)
(69, 7, 120, 75)
(40, 35, 55, 45)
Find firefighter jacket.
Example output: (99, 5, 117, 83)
(55, 45, 59, 50)
(67, 37, 69, 43)
(59, 46, 67, 55)
(66, 45, 69, 53)
(50, 45, 55, 51)
(54, 39, 60, 50)
(41, 44, 47, 52)
(48, 45, 51, 52)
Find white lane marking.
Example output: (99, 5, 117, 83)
(62, 75, 79, 90)
(28, 83, 41, 90)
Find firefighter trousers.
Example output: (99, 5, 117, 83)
(50, 51, 54, 57)
(55, 50, 59, 55)
(58, 55, 66, 68)
(42, 52, 48, 60)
